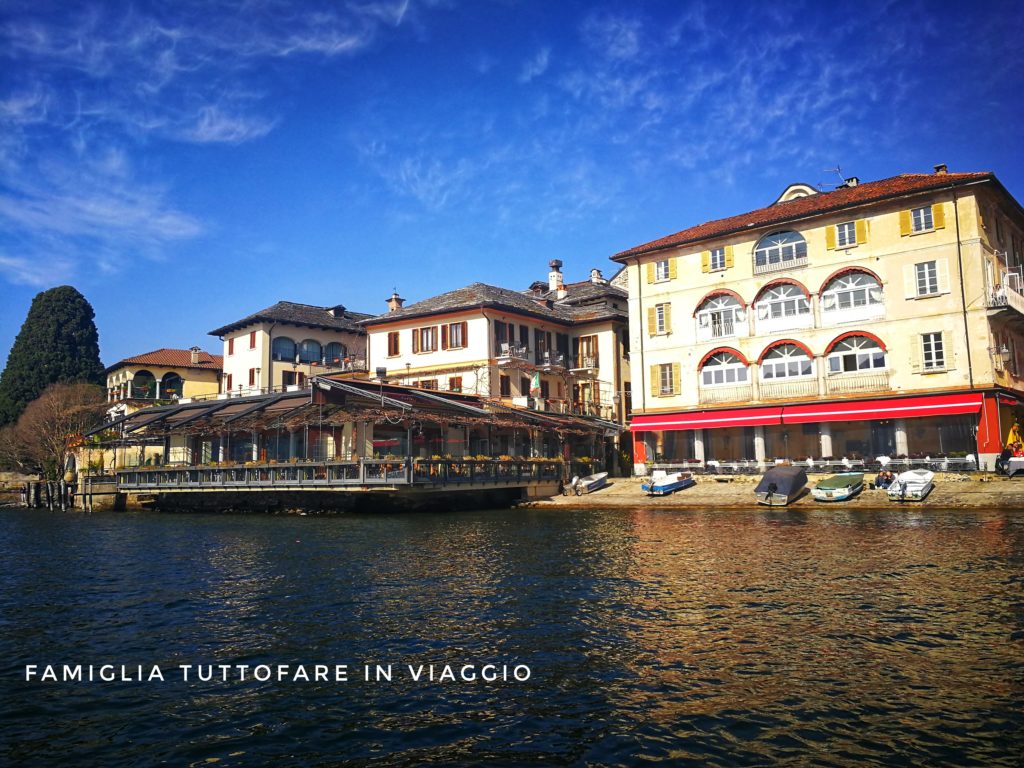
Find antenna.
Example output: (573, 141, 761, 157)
(823, 166, 847, 187)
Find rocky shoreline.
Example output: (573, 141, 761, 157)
(519, 474, 1024, 510)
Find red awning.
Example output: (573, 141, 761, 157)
(630, 407, 782, 431)
(782, 393, 983, 424)
(998, 393, 1023, 407)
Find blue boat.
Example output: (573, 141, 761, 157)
(641, 471, 695, 496)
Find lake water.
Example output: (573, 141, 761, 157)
(1, 506, 1022, 767)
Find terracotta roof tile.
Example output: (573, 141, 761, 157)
(107, 348, 223, 373)
(611, 172, 993, 260)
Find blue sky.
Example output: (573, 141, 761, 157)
(2, 0, 1023, 366)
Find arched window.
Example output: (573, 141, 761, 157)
(754, 231, 807, 270)
(298, 339, 322, 364)
(827, 335, 887, 374)
(756, 284, 810, 320)
(821, 272, 883, 312)
(696, 295, 745, 339)
(161, 372, 184, 399)
(272, 336, 296, 362)
(324, 342, 346, 364)
(760, 344, 814, 380)
(132, 370, 156, 399)
(701, 351, 749, 386)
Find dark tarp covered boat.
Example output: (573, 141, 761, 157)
(755, 466, 808, 506)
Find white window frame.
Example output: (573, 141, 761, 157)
(916, 261, 939, 296)
(921, 332, 945, 370)
(709, 247, 726, 271)
(754, 231, 807, 270)
(700, 352, 748, 387)
(822, 273, 884, 312)
(655, 303, 668, 334)
(417, 326, 438, 353)
(447, 322, 466, 349)
(659, 364, 674, 396)
(757, 285, 810, 320)
(654, 260, 670, 282)
(827, 337, 887, 375)
(696, 296, 742, 339)
(760, 345, 814, 380)
(836, 221, 856, 248)
(911, 205, 934, 233)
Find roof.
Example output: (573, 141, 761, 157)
(105, 348, 223, 374)
(363, 281, 627, 328)
(611, 171, 995, 261)
(208, 301, 373, 336)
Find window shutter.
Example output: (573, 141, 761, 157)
(646, 263, 655, 284)
(725, 245, 734, 268)
(647, 307, 656, 336)
(932, 203, 945, 230)
(904, 264, 918, 299)
(825, 225, 836, 250)
(672, 363, 681, 395)
(910, 335, 922, 373)
(855, 219, 868, 244)
(460, 321, 468, 345)
(942, 330, 955, 370)
(649, 365, 659, 398)
(441, 324, 449, 350)
(701, 251, 710, 273)
(663, 303, 672, 334)
(937, 258, 950, 293)
(668, 258, 678, 280)
(899, 210, 911, 237)
(412, 329, 420, 354)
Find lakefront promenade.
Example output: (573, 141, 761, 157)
(521, 474, 1024, 510)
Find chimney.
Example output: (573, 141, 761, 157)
(328, 304, 346, 317)
(590, 268, 605, 284)
(386, 291, 405, 312)
(548, 259, 564, 293)
(844, 176, 859, 188)
(934, 163, 948, 175)
(190, 346, 200, 365)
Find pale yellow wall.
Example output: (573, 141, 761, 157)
(221, 322, 366, 395)
(628, 183, 1024, 414)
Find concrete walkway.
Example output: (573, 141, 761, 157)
(521, 474, 1024, 510)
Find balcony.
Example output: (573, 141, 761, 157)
(758, 378, 818, 401)
(755, 312, 813, 336)
(698, 383, 753, 405)
(821, 303, 886, 325)
(824, 371, 891, 395)
(538, 351, 567, 370)
(753, 255, 807, 276)
(987, 268, 1024, 319)
(570, 355, 599, 374)
(696, 319, 738, 343)
(496, 343, 531, 364)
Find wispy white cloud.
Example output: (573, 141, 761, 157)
(0, 0, 445, 285)
(518, 47, 550, 83)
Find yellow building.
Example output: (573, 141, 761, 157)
(105, 347, 222, 405)
(611, 166, 1024, 472)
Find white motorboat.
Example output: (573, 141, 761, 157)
(887, 469, 935, 502)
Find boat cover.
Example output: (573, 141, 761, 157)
(815, 473, 863, 490)
(755, 466, 808, 496)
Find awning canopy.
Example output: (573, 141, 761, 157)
(781, 393, 983, 424)
(630, 393, 984, 432)
(630, 406, 782, 431)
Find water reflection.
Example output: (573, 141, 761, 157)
(1, 507, 1022, 767)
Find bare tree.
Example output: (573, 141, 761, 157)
(10, 383, 106, 482)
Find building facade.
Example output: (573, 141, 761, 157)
(106, 347, 222, 406)
(208, 302, 371, 397)
(362, 263, 632, 469)
(612, 167, 1024, 472)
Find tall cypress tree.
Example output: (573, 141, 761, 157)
(0, 286, 104, 427)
